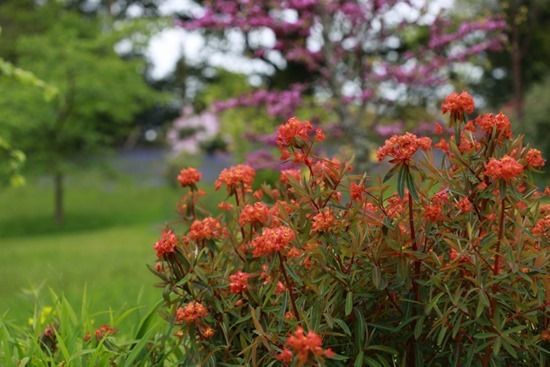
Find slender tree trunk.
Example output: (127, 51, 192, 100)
(511, 21, 524, 119)
(54, 171, 64, 226)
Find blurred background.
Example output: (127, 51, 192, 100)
(1, 0, 549, 323)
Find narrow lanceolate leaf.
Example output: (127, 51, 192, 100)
(345, 291, 353, 316)
(397, 165, 406, 198)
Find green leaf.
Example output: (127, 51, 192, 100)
(354, 351, 364, 367)
(345, 291, 353, 316)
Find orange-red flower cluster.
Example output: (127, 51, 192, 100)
(215, 164, 256, 192)
(177, 167, 202, 187)
(441, 91, 475, 120)
(532, 215, 550, 240)
(277, 327, 334, 365)
(312, 158, 344, 184)
(187, 217, 225, 242)
(456, 197, 473, 213)
(484, 155, 524, 181)
(249, 226, 295, 257)
(95, 324, 117, 340)
(526, 148, 545, 169)
(376, 133, 431, 164)
(423, 203, 444, 222)
(311, 208, 337, 233)
(350, 182, 367, 201)
(175, 301, 208, 323)
(239, 202, 270, 227)
(475, 113, 512, 141)
(154, 229, 178, 258)
(229, 271, 251, 294)
(280, 169, 301, 185)
(385, 195, 407, 219)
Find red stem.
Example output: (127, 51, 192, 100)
(278, 252, 301, 322)
(493, 197, 506, 276)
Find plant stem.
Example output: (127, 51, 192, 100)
(494, 197, 506, 276)
(407, 191, 419, 367)
(278, 252, 301, 322)
(408, 192, 420, 301)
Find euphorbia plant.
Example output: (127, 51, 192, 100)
(151, 93, 549, 366)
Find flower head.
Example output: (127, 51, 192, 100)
(175, 301, 208, 323)
(377, 133, 431, 164)
(249, 226, 295, 257)
(95, 325, 117, 341)
(154, 229, 178, 258)
(532, 215, 550, 240)
(280, 169, 301, 185)
(441, 91, 474, 120)
(526, 148, 545, 169)
(276, 117, 314, 149)
(457, 197, 473, 213)
(475, 113, 512, 141)
(311, 208, 337, 233)
(188, 217, 225, 242)
(229, 271, 251, 294)
(239, 202, 270, 227)
(215, 164, 256, 192)
(284, 327, 334, 365)
(177, 167, 202, 187)
(484, 155, 524, 181)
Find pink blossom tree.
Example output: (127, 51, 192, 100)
(177, 0, 506, 161)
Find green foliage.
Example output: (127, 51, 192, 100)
(519, 77, 550, 174)
(0, 3, 160, 173)
(0, 137, 26, 187)
(0, 291, 169, 366)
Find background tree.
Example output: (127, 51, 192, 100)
(0, 3, 161, 225)
(175, 0, 506, 162)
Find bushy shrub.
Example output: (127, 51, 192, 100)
(152, 93, 549, 366)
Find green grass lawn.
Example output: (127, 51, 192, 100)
(0, 170, 224, 325)
(0, 224, 161, 324)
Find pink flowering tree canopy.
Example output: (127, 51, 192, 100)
(177, 0, 506, 149)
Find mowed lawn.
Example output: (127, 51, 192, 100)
(0, 171, 223, 324)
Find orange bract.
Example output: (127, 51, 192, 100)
(526, 148, 545, 169)
(176, 301, 208, 323)
(187, 217, 225, 242)
(441, 91, 474, 119)
(228, 271, 251, 294)
(177, 167, 202, 187)
(215, 164, 256, 192)
(484, 155, 524, 181)
(475, 112, 512, 141)
(376, 133, 431, 164)
(153, 229, 178, 258)
(249, 226, 295, 257)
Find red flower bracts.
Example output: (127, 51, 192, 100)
(177, 167, 202, 187)
(187, 217, 225, 242)
(175, 301, 208, 323)
(376, 133, 431, 164)
(277, 327, 335, 365)
(215, 164, 256, 193)
(441, 91, 474, 121)
(228, 271, 250, 294)
(249, 226, 295, 257)
(153, 229, 178, 258)
(484, 155, 524, 181)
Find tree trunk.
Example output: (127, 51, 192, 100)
(511, 21, 524, 119)
(54, 171, 64, 226)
